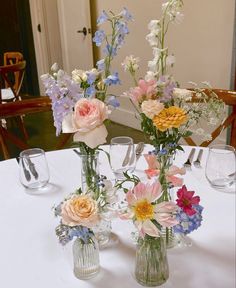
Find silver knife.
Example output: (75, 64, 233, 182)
(122, 144, 132, 167)
(135, 142, 145, 162)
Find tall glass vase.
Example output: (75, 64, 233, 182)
(73, 235, 100, 279)
(79, 149, 112, 248)
(158, 153, 177, 249)
(79, 151, 100, 193)
(135, 235, 169, 287)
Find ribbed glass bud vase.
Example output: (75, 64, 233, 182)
(135, 235, 169, 287)
(73, 235, 100, 279)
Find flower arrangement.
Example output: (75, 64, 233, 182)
(121, 0, 223, 249)
(41, 8, 132, 192)
(41, 8, 132, 151)
(54, 177, 116, 246)
(122, 0, 224, 156)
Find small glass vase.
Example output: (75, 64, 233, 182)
(73, 235, 100, 279)
(135, 235, 169, 287)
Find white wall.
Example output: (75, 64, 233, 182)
(94, 0, 235, 130)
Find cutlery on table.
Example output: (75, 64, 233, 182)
(122, 144, 132, 167)
(183, 148, 196, 168)
(25, 157, 39, 179)
(20, 158, 31, 182)
(193, 149, 203, 168)
(127, 142, 145, 166)
(134, 142, 145, 163)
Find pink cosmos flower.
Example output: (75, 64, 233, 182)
(144, 154, 186, 187)
(121, 181, 178, 237)
(62, 98, 110, 148)
(128, 79, 157, 103)
(176, 185, 200, 216)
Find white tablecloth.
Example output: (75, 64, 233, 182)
(0, 146, 235, 288)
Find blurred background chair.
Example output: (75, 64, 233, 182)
(0, 97, 52, 159)
(184, 88, 236, 148)
(0, 60, 28, 143)
(3, 52, 24, 96)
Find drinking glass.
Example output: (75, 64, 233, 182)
(205, 144, 236, 189)
(19, 148, 50, 189)
(110, 136, 136, 179)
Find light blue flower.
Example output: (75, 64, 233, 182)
(107, 96, 120, 108)
(120, 7, 133, 21)
(86, 86, 96, 97)
(96, 59, 105, 71)
(103, 44, 117, 57)
(104, 72, 121, 86)
(86, 71, 97, 85)
(174, 204, 203, 235)
(97, 10, 109, 25)
(93, 30, 106, 46)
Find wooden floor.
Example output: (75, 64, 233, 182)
(1, 111, 147, 160)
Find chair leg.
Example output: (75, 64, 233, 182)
(0, 127, 10, 159)
(15, 116, 29, 140)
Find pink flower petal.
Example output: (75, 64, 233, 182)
(145, 169, 159, 179)
(167, 175, 184, 187)
(141, 220, 160, 237)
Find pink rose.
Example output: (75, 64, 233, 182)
(62, 98, 110, 148)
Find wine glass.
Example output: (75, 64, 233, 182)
(205, 144, 236, 189)
(109, 136, 136, 179)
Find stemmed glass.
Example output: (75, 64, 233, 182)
(205, 144, 236, 189)
(109, 136, 136, 180)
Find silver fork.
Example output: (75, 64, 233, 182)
(183, 148, 196, 169)
(193, 149, 203, 168)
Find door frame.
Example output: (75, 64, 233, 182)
(29, 0, 50, 95)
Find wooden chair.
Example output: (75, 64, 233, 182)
(0, 96, 71, 159)
(0, 60, 28, 143)
(0, 97, 52, 159)
(3, 52, 24, 90)
(184, 89, 236, 148)
(0, 60, 26, 102)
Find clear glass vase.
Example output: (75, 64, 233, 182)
(79, 151, 100, 193)
(135, 235, 169, 287)
(73, 235, 100, 279)
(79, 150, 112, 247)
(158, 154, 177, 249)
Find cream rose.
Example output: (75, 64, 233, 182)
(62, 98, 110, 148)
(141, 99, 164, 119)
(61, 195, 99, 227)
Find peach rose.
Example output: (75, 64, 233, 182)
(62, 98, 110, 148)
(61, 195, 100, 227)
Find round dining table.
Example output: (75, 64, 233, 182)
(0, 145, 235, 288)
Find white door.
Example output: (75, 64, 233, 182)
(57, 0, 94, 73)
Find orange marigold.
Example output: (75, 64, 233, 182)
(153, 106, 187, 131)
